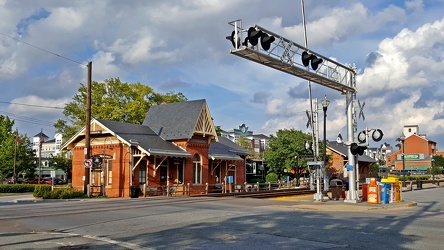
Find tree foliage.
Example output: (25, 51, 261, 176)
(263, 129, 312, 184)
(0, 116, 37, 180)
(54, 78, 187, 140)
(48, 151, 72, 176)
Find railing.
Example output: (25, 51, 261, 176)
(140, 180, 311, 197)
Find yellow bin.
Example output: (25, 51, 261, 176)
(381, 177, 402, 202)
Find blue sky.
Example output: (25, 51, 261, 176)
(1, 0, 444, 150)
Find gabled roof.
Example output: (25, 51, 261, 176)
(328, 141, 376, 163)
(209, 136, 252, 161)
(143, 99, 218, 141)
(62, 119, 191, 158)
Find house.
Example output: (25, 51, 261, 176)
(221, 124, 270, 181)
(327, 141, 376, 181)
(31, 132, 66, 179)
(62, 99, 251, 197)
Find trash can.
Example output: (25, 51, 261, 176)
(130, 186, 140, 198)
(417, 180, 422, 189)
(330, 179, 343, 200)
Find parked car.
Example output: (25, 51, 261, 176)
(7, 177, 23, 184)
(42, 177, 66, 185)
(26, 179, 46, 184)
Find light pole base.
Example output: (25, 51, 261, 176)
(313, 193, 324, 202)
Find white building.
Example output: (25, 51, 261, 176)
(32, 132, 66, 179)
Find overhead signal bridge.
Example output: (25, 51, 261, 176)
(227, 20, 356, 94)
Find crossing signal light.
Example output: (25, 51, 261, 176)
(92, 156, 103, 168)
(372, 129, 384, 142)
(260, 32, 275, 51)
(350, 143, 367, 156)
(301, 51, 323, 70)
(226, 31, 240, 48)
(243, 27, 275, 51)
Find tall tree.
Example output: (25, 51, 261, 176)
(48, 151, 72, 179)
(0, 116, 37, 180)
(263, 129, 312, 185)
(54, 78, 187, 140)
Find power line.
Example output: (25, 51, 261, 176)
(0, 110, 57, 127)
(0, 32, 87, 67)
(0, 101, 64, 110)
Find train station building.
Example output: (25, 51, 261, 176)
(62, 99, 251, 197)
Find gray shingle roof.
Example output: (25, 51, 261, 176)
(328, 141, 376, 163)
(142, 99, 205, 140)
(96, 119, 190, 158)
(209, 136, 252, 161)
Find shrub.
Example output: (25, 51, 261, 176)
(59, 189, 85, 199)
(266, 173, 278, 182)
(0, 184, 35, 193)
(248, 178, 265, 183)
(33, 185, 52, 198)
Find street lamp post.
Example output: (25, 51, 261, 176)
(321, 95, 330, 196)
(400, 133, 406, 187)
(432, 158, 435, 184)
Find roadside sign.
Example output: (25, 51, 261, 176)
(84, 159, 93, 168)
(346, 165, 353, 171)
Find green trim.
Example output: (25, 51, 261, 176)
(405, 166, 430, 170)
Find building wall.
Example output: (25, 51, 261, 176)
(386, 134, 436, 171)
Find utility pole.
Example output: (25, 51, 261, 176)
(84, 61, 92, 194)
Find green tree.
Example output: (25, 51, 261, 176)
(0, 116, 37, 180)
(48, 151, 72, 179)
(54, 78, 187, 140)
(263, 129, 312, 186)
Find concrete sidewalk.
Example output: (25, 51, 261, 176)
(270, 194, 418, 212)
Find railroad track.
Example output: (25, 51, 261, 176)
(205, 188, 316, 199)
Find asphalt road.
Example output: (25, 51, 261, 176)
(0, 186, 443, 249)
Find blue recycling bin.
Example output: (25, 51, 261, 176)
(380, 183, 391, 204)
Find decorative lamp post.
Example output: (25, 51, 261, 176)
(321, 95, 330, 195)
(400, 133, 406, 187)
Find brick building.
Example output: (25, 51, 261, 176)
(62, 100, 250, 197)
(386, 126, 437, 172)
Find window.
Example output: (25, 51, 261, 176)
(178, 163, 184, 184)
(139, 162, 147, 184)
(193, 154, 202, 184)
(107, 161, 113, 185)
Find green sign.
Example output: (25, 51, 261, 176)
(402, 154, 421, 160)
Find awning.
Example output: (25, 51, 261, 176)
(209, 154, 243, 161)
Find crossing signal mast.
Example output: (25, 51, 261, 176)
(227, 19, 362, 202)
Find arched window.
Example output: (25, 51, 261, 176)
(193, 154, 202, 184)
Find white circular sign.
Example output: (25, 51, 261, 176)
(84, 159, 93, 168)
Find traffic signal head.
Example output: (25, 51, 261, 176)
(226, 30, 240, 48)
(301, 51, 323, 70)
(350, 142, 367, 156)
(372, 129, 384, 142)
(357, 131, 367, 144)
(243, 27, 275, 51)
(260, 32, 275, 51)
(92, 156, 103, 167)
(246, 27, 261, 46)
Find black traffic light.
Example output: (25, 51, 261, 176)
(226, 30, 240, 48)
(301, 51, 323, 70)
(243, 27, 275, 51)
(350, 142, 367, 156)
(372, 129, 384, 142)
(92, 156, 103, 168)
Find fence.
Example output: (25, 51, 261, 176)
(140, 181, 306, 197)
